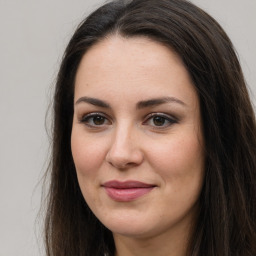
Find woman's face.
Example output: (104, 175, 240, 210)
(71, 36, 204, 241)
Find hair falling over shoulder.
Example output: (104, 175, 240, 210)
(43, 0, 256, 255)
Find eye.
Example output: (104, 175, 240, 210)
(143, 113, 177, 128)
(80, 113, 111, 127)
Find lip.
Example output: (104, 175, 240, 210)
(102, 180, 156, 202)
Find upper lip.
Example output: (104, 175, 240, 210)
(102, 180, 156, 189)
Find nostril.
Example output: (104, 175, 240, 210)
(106, 157, 133, 169)
(105, 131, 144, 168)
(106, 150, 144, 169)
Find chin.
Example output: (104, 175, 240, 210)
(99, 212, 153, 238)
(109, 224, 153, 239)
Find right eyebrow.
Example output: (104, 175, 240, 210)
(75, 96, 110, 108)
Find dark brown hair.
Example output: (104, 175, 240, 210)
(44, 0, 256, 255)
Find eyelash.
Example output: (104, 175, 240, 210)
(79, 112, 178, 129)
(79, 112, 111, 128)
(143, 113, 178, 129)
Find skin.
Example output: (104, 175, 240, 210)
(71, 36, 205, 256)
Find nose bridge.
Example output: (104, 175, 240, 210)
(106, 119, 143, 168)
(114, 121, 132, 149)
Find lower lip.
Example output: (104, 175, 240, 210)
(104, 187, 154, 202)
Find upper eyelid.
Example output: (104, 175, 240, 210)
(143, 113, 179, 128)
(79, 111, 176, 118)
(79, 113, 111, 127)
(78, 111, 178, 124)
(144, 112, 177, 120)
(80, 112, 109, 119)
(78, 112, 111, 124)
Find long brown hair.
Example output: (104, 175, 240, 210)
(44, 0, 256, 255)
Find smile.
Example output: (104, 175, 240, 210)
(102, 180, 156, 202)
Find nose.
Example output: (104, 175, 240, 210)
(105, 125, 144, 169)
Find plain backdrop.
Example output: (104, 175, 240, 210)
(0, 0, 255, 255)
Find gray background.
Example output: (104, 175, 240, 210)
(0, 0, 255, 255)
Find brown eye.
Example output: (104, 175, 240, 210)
(80, 113, 110, 127)
(143, 113, 177, 129)
(93, 115, 105, 125)
(153, 116, 166, 126)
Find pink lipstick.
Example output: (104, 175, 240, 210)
(102, 180, 156, 202)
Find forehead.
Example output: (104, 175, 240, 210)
(74, 35, 198, 108)
(76, 35, 185, 78)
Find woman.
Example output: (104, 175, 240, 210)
(44, 0, 256, 255)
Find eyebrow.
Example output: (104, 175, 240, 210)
(136, 97, 186, 109)
(75, 96, 110, 108)
(75, 96, 186, 109)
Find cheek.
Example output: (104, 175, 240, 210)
(71, 130, 107, 207)
(147, 132, 204, 186)
(71, 130, 107, 177)
(147, 133, 204, 222)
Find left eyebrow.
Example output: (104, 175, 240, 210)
(136, 97, 186, 109)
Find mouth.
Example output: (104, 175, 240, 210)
(102, 180, 156, 202)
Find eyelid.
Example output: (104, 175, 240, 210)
(78, 111, 178, 130)
(143, 112, 178, 128)
(79, 112, 112, 127)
